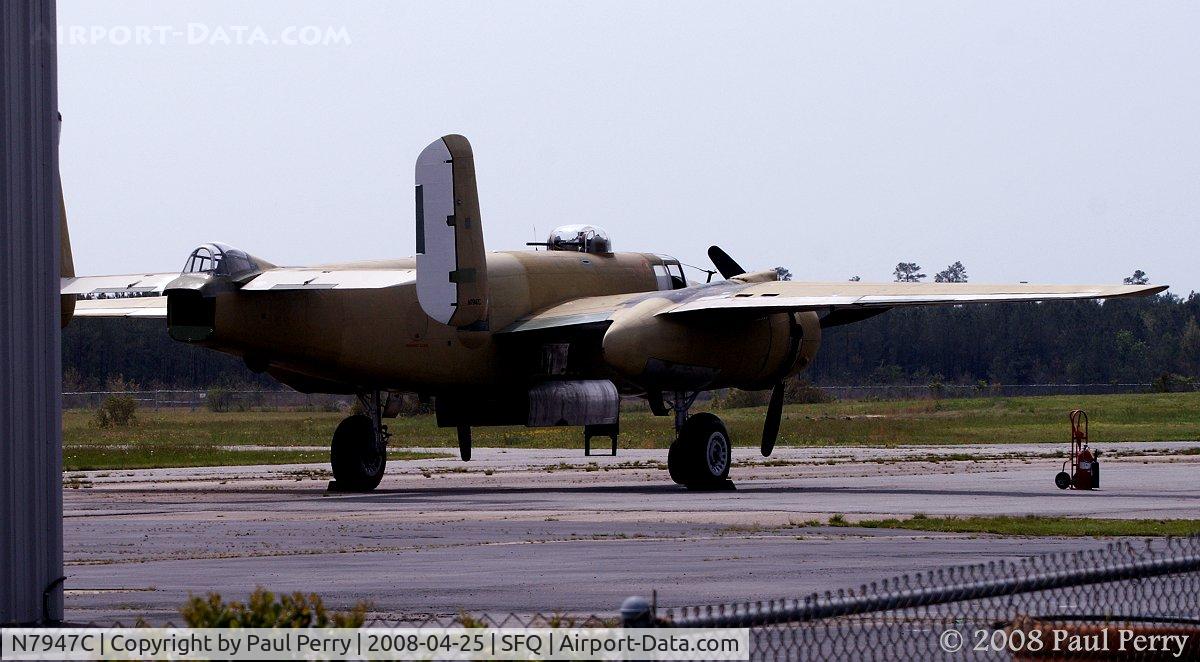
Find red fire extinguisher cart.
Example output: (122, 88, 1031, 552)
(1055, 409, 1100, 490)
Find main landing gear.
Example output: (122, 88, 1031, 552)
(664, 391, 733, 489)
(330, 391, 390, 491)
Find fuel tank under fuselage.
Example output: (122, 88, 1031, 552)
(173, 250, 818, 395)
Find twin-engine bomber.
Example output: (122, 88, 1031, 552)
(61, 134, 1166, 490)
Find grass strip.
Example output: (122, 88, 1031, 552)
(64, 444, 443, 471)
(64, 392, 1200, 450)
(841, 514, 1200, 537)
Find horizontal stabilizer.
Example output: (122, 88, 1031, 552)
(61, 273, 177, 297)
(241, 269, 415, 291)
(72, 297, 167, 318)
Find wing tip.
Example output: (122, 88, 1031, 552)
(1103, 283, 1168, 299)
(1126, 284, 1169, 297)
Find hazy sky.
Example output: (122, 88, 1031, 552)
(57, 1, 1199, 291)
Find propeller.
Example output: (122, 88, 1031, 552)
(710, 243, 782, 454)
(761, 381, 785, 457)
(710, 243, 782, 455)
(707, 245, 746, 280)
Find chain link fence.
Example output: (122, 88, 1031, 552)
(814, 382, 1180, 400)
(62, 390, 349, 411)
(64, 382, 1187, 412)
(626, 535, 1199, 660)
(55, 537, 1199, 660)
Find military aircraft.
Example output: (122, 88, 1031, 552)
(60, 134, 1166, 491)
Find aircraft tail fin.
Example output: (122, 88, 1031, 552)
(414, 134, 490, 329)
(58, 170, 76, 327)
(59, 181, 73, 279)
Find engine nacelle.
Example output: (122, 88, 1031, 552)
(601, 297, 820, 391)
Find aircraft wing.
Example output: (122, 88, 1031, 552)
(660, 281, 1169, 320)
(238, 268, 414, 291)
(498, 292, 649, 334)
(61, 268, 417, 319)
(61, 273, 178, 298)
(500, 280, 1167, 334)
(61, 273, 176, 318)
(71, 296, 168, 318)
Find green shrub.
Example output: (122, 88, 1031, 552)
(1153, 373, 1195, 393)
(712, 388, 771, 409)
(181, 587, 368, 627)
(928, 375, 946, 399)
(457, 610, 488, 628)
(388, 393, 433, 417)
(95, 395, 137, 428)
(205, 387, 233, 412)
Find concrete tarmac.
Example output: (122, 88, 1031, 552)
(62, 442, 1200, 623)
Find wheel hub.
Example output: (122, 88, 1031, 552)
(706, 431, 729, 475)
(361, 447, 384, 475)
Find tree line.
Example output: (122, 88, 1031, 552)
(62, 319, 274, 391)
(805, 263, 1197, 385)
(812, 293, 1200, 386)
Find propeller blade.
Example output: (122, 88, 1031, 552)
(707, 245, 746, 279)
(457, 425, 472, 461)
(761, 381, 785, 457)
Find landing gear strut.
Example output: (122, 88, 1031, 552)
(330, 391, 390, 491)
(664, 391, 732, 488)
(457, 425, 472, 461)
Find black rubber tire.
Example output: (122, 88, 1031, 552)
(672, 413, 732, 488)
(1054, 471, 1071, 490)
(667, 437, 688, 485)
(330, 414, 386, 491)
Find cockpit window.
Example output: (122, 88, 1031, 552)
(183, 246, 216, 274)
(653, 255, 688, 290)
(545, 225, 613, 254)
(182, 243, 260, 279)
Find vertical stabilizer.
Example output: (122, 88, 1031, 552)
(414, 134, 489, 329)
(58, 119, 75, 327)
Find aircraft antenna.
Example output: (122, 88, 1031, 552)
(680, 261, 719, 283)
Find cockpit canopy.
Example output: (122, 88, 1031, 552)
(545, 224, 612, 254)
(181, 243, 262, 279)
